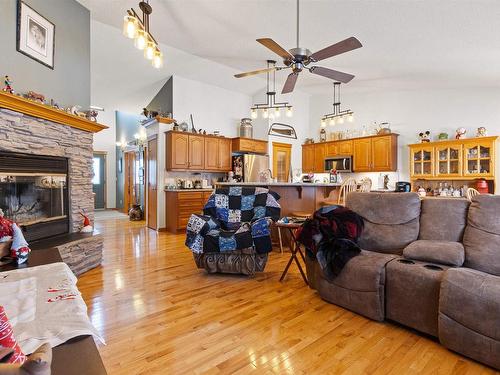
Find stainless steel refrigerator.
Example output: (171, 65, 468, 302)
(232, 154, 270, 182)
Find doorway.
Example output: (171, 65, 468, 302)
(147, 136, 158, 230)
(272, 142, 292, 182)
(92, 152, 107, 209)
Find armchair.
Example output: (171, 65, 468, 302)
(185, 186, 281, 275)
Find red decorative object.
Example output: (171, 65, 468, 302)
(2, 76, 13, 94)
(476, 179, 489, 194)
(0, 306, 27, 364)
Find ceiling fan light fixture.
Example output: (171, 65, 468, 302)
(274, 108, 281, 117)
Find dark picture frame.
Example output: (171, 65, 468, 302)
(16, 0, 55, 69)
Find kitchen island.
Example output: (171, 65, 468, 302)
(216, 182, 342, 217)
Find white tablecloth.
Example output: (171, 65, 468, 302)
(0, 262, 104, 354)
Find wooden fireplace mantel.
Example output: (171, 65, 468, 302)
(0, 91, 108, 133)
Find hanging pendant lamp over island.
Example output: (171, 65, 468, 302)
(123, 1, 163, 68)
(249, 60, 293, 119)
(321, 82, 354, 128)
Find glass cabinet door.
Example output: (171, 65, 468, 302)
(464, 142, 493, 177)
(436, 145, 462, 177)
(411, 147, 434, 177)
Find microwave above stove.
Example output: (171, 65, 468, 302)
(324, 155, 353, 173)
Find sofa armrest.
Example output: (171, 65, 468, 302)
(403, 240, 465, 267)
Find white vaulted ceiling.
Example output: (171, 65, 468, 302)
(82, 0, 500, 97)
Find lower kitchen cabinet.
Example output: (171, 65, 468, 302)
(165, 190, 213, 233)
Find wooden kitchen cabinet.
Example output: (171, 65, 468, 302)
(371, 135, 397, 171)
(218, 138, 232, 171)
(166, 131, 232, 171)
(314, 143, 326, 173)
(166, 190, 213, 233)
(232, 137, 268, 154)
(166, 132, 189, 170)
(188, 135, 205, 169)
(353, 138, 372, 172)
(302, 143, 315, 173)
(337, 140, 353, 156)
(204, 137, 219, 170)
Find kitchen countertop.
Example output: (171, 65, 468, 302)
(216, 182, 343, 187)
(164, 188, 214, 192)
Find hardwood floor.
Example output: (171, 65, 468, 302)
(78, 215, 498, 375)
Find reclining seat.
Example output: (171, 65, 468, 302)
(439, 195, 500, 369)
(185, 186, 281, 276)
(306, 192, 421, 321)
(386, 198, 469, 336)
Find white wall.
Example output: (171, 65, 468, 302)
(309, 87, 500, 183)
(172, 75, 252, 137)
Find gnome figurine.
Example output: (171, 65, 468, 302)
(2, 76, 13, 94)
(79, 211, 93, 233)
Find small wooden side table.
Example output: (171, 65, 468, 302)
(275, 222, 308, 285)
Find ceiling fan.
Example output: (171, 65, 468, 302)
(234, 0, 362, 94)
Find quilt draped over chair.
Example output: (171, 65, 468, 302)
(185, 186, 281, 275)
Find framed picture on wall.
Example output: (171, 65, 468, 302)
(16, 1, 55, 69)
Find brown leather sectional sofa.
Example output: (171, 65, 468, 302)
(305, 192, 500, 370)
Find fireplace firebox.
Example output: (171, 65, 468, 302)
(0, 152, 69, 242)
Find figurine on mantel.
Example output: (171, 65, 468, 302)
(456, 127, 467, 139)
(2, 76, 13, 94)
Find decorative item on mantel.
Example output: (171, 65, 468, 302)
(438, 132, 449, 140)
(376, 122, 391, 135)
(320, 128, 327, 142)
(456, 127, 467, 139)
(419, 131, 431, 143)
(25, 90, 45, 103)
(2, 76, 13, 94)
(321, 82, 354, 128)
(477, 126, 488, 137)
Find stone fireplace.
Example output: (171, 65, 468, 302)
(0, 152, 70, 242)
(0, 93, 107, 274)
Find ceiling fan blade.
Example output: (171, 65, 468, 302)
(310, 37, 362, 62)
(257, 38, 294, 60)
(234, 67, 277, 78)
(281, 73, 299, 94)
(309, 66, 355, 83)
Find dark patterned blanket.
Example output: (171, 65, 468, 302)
(296, 205, 364, 280)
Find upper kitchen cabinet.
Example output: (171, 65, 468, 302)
(218, 138, 232, 171)
(371, 135, 398, 171)
(166, 131, 189, 170)
(314, 143, 326, 172)
(302, 143, 315, 173)
(166, 131, 232, 171)
(232, 137, 268, 154)
(353, 134, 398, 172)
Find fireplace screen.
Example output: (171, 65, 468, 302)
(0, 174, 68, 226)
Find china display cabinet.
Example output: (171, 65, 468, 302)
(410, 145, 435, 178)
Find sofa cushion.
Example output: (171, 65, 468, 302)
(439, 268, 500, 341)
(403, 240, 465, 267)
(347, 192, 421, 254)
(419, 198, 469, 241)
(463, 194, 500, 276)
